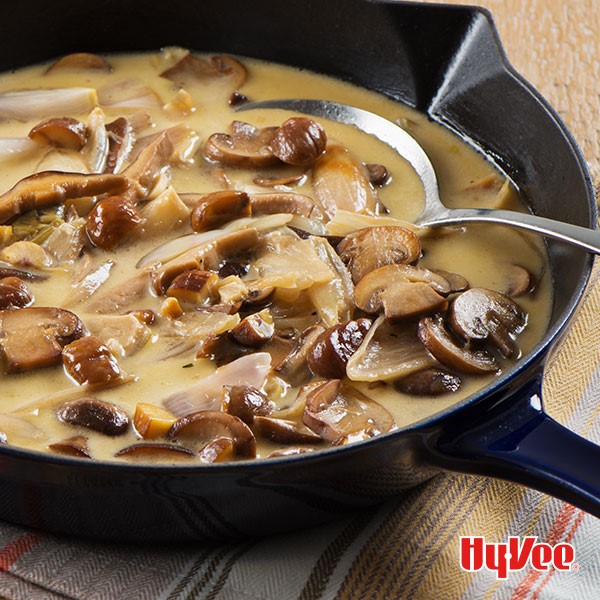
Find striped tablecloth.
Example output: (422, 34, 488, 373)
(0, 195, 598, 599)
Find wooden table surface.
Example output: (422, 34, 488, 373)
(431, 0, 600, 176)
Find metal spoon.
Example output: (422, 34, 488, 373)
(239, 99, 600, 253)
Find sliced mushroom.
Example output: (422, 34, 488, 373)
(165, 269, 217, 304)
(448, 288, 527, 359)
(337, 226, 422, 284)
(48, 436, 92, 458)
(62, 335, 123, 387)
(85, 313, 151, 357)
(168, 410, 256, 459)
(312, 144, 377, 218)
(418, 315, 498, 374)
(270, 117, 327, 167)
(196, 333, 252, 366)
(248, 192, 317, 217)
(204, 121, 279, 168)
(276, 324, 325, 386)
(28, 117, 87, 150)
(302, 379, 395, 444)
(253, 173, 305, 188)
(222, 385, 274, 424)
(190, 190, 251, 232)
(0, 276, 33, 309)
(253, 416, 322, 444)
(432, 269, 470, 294)
(115, 443, 195, 461)
(365, 163, 390, 187)
(57, 397, 129, 436)
(0, 307, 86, 373)
(394, 367, 461, 396)
(229, 309, 274, 347)
(82, 107, 109, 173)
(354, 264, 448, 322)
(0, 241, 53, 269)
(308, 318, 372, 379)
(504, 264, 535, 297)
(346, 315, 438, 382)
(0, 171, 134, 225)
(161, 53, 247, 93)
(46, 52, 112, 73)
(0, 264, 46, 281)
(85, 196, 143, 249)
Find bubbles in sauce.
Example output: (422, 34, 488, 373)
(0, 50, 551, 463)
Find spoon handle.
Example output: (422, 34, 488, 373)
(420, 208, 600, 254)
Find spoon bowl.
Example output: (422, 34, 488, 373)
(239, 98, 600, 253)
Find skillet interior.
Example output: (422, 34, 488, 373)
(0, 0, 593, 540)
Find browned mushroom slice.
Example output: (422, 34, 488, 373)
(0, 307, 85, 373)
(85, 196, 144, 249)
(204, 121, 279, 168)
(337, 226, 422, 284)
(222, 385, 274, 424)
(346, 316, 438, 382)
(270, 117, 327, 167)
(166, 269, 218, 304)
(229, 310, 274, 347)
(253, 416, 322, 444)
(48, 435, 92, 458)
(394, 367, 461, 396)
(504, 264, 536, 297)
(0, 264, 46, 281)
(312, 144, 377, 218)
(253, 173, 305, 188)
(267, 447, 315, 458)
(161, 53, 247, 92)
(190, 190, 251, 232)
(418, 315, 498, 374)
(104, 117, 134, 174)
(47, 52, 112, 73)
(365, 163, 390, 187)
(448, 288, 527, 358)
(168, 411, 256, 459)
(0, 277, 33, 309)
(354, 264, 448, 322)
(248, 192, 317, 217)
(115, 442, 195, 461)
(196, 334, 252, 366)
(57, 397, 129, 436)
(303, 380, 395, 444)
(276, 324, 326, 386)
(0, 171, 135, 225)
(62, 335, 123, 387)
(308, 318, 372, 379)
(29, 117, 87, 150)
(432, 269, 470, 294)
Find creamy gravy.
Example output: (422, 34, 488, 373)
(0, 50, 551, 462)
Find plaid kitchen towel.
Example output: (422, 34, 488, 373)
(0, 201, 599, 600)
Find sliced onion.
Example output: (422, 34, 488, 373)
(163, 352, 272, 416)
(0, 138, 41, 160)
(0, 88, 98, 121)
(98, 79, 162, 109)
(136, 213, 293, 268)
(83, 107, 108, 173)
(346, 315, 437, 381)
(326, 209, 421, 237)
(0, 413, 46, 441)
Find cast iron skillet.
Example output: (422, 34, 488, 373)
(0, 0, 597, 541)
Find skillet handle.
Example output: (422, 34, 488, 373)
(429, 375, 600, 516)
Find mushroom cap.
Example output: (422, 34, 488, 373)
(253, 416, 322, 445)
(248, 192, 318, 218)
(160, 53, 246, 91)
(337, 226, 422, 284)
(0, 307, 86, 373)
(302, 379, 395, 444)
(46, 53, 112, 73)
(57, 397, 129, 436)
(394, 367, 461, 396)
(190, 190, 251, 232)
(62, 335, 123, 387)
(222, 384, 274, 424)
(115, 442, 195, 461)
(448, 288, 527, 358)
(418, 315, 498, 375)
(0, 276, 33, 309)
(28, 117, 87, 150)
(204, 121, 279, 169)
(354, 264, 449, 322)
(168, 410, 257, 459)
(270, 117, 327, 167)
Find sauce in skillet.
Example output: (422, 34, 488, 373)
(0, 50, 551, 462)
